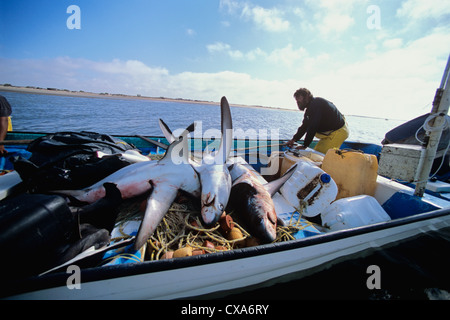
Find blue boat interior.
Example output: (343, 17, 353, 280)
(2, 132, 449, 223)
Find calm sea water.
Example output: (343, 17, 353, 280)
(2, 90, 449, 300)
(1, 90, 404, 144)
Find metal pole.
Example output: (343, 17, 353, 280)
(414, 54, 450, 197)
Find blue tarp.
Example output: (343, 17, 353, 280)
(277, 211, 322, 239)
(0, 147, 31, 171)
(382, 191, 441, 219)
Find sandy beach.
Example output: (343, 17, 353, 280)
(0, 85, 287, 111)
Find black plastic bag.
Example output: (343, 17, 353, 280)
(12, 131, 138, 192)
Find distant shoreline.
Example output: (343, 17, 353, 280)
(0, 85, 288, 111)
(0, 85, 406, 121)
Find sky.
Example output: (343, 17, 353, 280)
(0, 0, 449, 119)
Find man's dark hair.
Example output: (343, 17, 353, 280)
(293, 88, 313, 101)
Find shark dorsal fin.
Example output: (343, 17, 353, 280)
(213, 96, 233, 165)
(159, 96, 232, 165)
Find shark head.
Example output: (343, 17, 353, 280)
(194, 156, 232, 225)
(227, 173, 278, 243)
(198, 97, 233, 225)
(227, 162, 297, 243)
(248, 190, 278, 243)
(158, 96, 234, 226)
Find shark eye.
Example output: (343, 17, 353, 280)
(219, 203, 224, 211)
(204, 195, 216, 207)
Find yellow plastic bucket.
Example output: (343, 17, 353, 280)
(321, 149, 378, 200)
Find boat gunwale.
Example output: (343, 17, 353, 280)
(6, 205, 450, 298)
(5, 131, 379, 150)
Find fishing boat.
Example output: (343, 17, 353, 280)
(1, 58, 449, 301)
(0, 131, 448, 299)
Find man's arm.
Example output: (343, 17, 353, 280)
(287, 123, 307, 148)
(0, 117, 9, 155)
(301, 103, 322, 148)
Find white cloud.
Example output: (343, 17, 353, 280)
(304, 28, 450, 119)
(206, 42, 245, 60)
(186, 28, 196, 36)
(245, 47, 265, 61)
(207, 42, 231, 53)
(241, 4, 290, 32)
(383, 38, 403, 49)
(292, 7, 305, 18)
(92, 59, 169, 77)
(1, 27, 448, 120)
(316, 12, 355, 35)
(206, 42, 308, 67)
(397, 0, 450, 19)
(220, 0, 363, 35)
(220, 1, 289, 32)
(305, 0, 363, 35)
(219, 0, 241, 14)
(266, 44, 307, 67)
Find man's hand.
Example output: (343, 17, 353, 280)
(0, 116, 9, 156)
(0, 145, 8, 156)
(286, 139, 295, 148)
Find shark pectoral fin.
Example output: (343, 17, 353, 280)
(277, 216, 286, 227)
(264, 163, 297, 197)
(160, 125, 193, 165)
(159, 119, 197, 144)
(75, 183, 121, 216)
(103, 182, 122, 201)
(49, 189, 89, 205)
(185, 122, 196, 134)
(133, 184, 179, 250)
(50, 188, 83, 197)
(159, 118, 175, 143)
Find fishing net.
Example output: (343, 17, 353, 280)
(108, 194, 318, 263)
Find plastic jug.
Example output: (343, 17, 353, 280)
(321, 195, 391, 231)
(280, 149, 324, 176)
(280, 159, 338, 217)
(321, 149, 378, 200)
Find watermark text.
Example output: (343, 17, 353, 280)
(66, 265, 81, 290)
(366, 265, 381, 289)
(67, 5, 81, 30)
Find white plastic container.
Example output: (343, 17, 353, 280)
(280, 149, 324, 176)
(321, 195, 391, 231)
(280, 160, 338, 217)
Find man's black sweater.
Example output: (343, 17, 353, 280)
(292, 97, 345, 148)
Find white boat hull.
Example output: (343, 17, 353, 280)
(8, 206, 450, 300)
